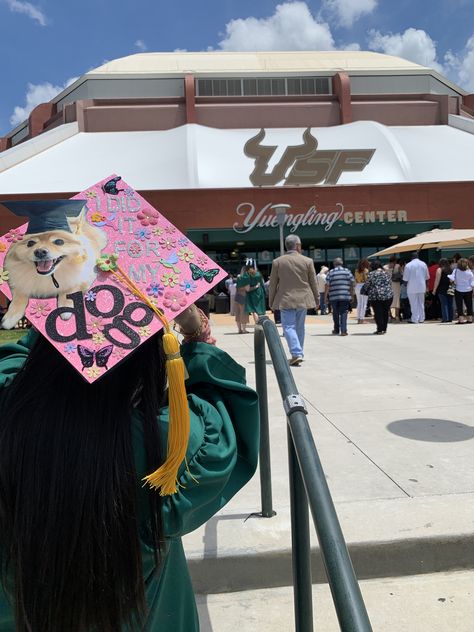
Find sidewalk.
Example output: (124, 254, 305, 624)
(184, 312, 474, 594)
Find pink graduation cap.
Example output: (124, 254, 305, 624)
(0, 174, 227, 383)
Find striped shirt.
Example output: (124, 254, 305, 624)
(326, 267, 354, 301)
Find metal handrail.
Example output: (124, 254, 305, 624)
(255, 315, 373, 632)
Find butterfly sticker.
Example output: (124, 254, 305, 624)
(102, 176, 124, 195)
(189, 263, 220, 283)
(77, 345, 114, 370)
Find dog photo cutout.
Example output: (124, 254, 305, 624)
(0, 175, 227, 382)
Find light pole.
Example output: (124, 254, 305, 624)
(273, 204, 291, 256)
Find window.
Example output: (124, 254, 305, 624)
(197, 76, 331, 97)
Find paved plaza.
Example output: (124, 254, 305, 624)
(188, 312, 474, 630)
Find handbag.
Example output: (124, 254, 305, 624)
(360, 282, 369, 296)
(447, 270, 456, 296)
(391, 265, 403, 282)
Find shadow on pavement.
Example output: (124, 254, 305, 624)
(387, 418, 474, 443)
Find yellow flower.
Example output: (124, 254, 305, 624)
(139, 325, 152, 338)
(0, 267, 9, 284)
(86, 366, 101, 379)
(92, 332, 106, 345)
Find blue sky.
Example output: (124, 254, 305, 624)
(1, 0, 474, 135)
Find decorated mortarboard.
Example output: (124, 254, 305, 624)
(0, 174, 227, 495)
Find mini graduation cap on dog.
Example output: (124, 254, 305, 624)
(0, 175, 227, 496)
(0, 199, 87, 234)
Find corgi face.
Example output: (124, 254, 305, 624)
(7, 229, 86, 278)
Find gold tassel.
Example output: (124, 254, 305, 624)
(96, 255, 190, 496)
(142, 329, 190, 495)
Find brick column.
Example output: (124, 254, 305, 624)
(185, 73, 197, 124)
(333, 72, 352, 125)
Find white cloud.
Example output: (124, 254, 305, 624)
(322, 0, 377, 28)
(367, 27, 443, 73)
(446, 35, 474, 91)
(9, 77, 78, 127)
(217, 1, 335, 51)
(4, 0, 47, 26)
(134, 39, 147, 52)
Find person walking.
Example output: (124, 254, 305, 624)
(364, 260, 394, 334)
(268, 234, 319, 366)
(244, 260, 266, 323)
(354, 258, 370, 323)
(432, 258, 454, 323)
(228, 275, 237, 316)
(403, 252, 429, 323)
(449, 258, 474, 324)
(234, 267, 250, 333)
(325, 258, 355, 336)
(316, 265, 329, 315)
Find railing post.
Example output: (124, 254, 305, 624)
(254, 322, 276, 517)
(288, 428, 313, 632)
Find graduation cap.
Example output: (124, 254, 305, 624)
(0, 175, 227, 496)
(0, 199, 87, 234)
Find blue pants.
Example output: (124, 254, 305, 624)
(438, 293, 453, 322)
(319, 292, 327, 314)
(281, 308, 307, 358)
(331, 300, 350, 334)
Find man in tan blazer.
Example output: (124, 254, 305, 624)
(268, 234, 319, 366)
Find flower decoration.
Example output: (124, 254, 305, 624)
(96, 253, 118, 272)
(92, 332, 106, 345)
(139, 325, 152, 338)
(112, 347, 126, 360)
(128, 242, 142, 256)
(159, 236, 176, 251)
(5, 229, 23, 243)
(64, 343, 77, 354)
(178, 246, 194, 262)
(84, 290, 97, 302)
(178, 237, 189, 247)
(165, 225, 176, 234)
(85, 190, 97, 198)
(90, 212, 106, 223)
(161, 271, 179, 287)
(163, 289, 187, 312)
(146, 282, 165, 298)
(135, 227, 151, 242)
(29, 301, 52, 318)
(0, 267, 9, 285)
(152, 226, 164, 237)
(87, 316, 105, 334)
(137, 207, 160, 226)
(0, 242, 7, 253)
(196, 255, 208, 266)
(86, 367, 101, 379)
(180, 278, 197, 294)
(123, 188, 135, 198)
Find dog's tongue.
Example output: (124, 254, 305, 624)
(37, 259, 54, 273)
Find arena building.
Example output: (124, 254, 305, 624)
(1, 50, 474, 274)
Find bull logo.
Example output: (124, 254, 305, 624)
(244, 128, 375, 186)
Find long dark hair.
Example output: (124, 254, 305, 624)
(0, 332, 167, 632)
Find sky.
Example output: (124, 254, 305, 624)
(1, 0, 474, 135)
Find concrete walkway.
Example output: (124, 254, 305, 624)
(184, 312, 474, 599)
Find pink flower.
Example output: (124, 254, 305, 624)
(137, 207, 160, 226)
(86, 315, 105, 333)
(163, 289, 187, 312)
(196, 255, 208, 266)
(165, 224, 176, 234)
(159, 236, 176, 251)
(5, 229, 23, 243)
(28, 301, 51, 318)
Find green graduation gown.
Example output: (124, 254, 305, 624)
(245, 271, 266, 316)
(0, 332, 260, 632)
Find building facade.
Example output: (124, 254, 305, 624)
(1, 50, 474, 275)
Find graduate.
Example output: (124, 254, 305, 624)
(0, 178, 259, 632)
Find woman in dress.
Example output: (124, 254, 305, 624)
(0, 305, 259, 632)
(364, 260, 394, 334)
(354, 258, 370, 323)
(244, 260, 267, 324)
(432, 258, 454, 323)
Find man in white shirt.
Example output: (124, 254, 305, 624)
(403, 252, 429, 323)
